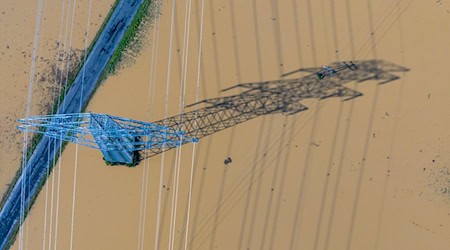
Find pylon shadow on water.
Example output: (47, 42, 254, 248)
(140, 59, 409, 161)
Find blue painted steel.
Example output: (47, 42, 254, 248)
(18, 113, 198, 160)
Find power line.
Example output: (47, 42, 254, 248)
(183, 0, 205, 248)
(19, 0, 44, 248)
(69, 0, 92, 248)
(42, 0, 67, 248)
(154, 0, 177, 248)
(138, 3, 161, 249)
(168, 0, 193, 248)
(53, 0, 77, 248)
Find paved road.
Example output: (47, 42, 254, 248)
(0, 0, 143, 248)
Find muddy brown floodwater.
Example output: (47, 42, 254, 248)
(7, 0, 450, 249)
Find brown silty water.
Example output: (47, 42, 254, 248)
(9, 0, 450, 249)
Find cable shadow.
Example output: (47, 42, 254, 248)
(251, 0, 264, 82)
(208, 0, 222, 92)
(322, 1, 358, 247)
(187, 135, 212, 248)
(237, 118, 266, 250)
(259, 0, 288, 248)
(208, 124, 237, 249)
(288, 101, 320, 250)
(237, 1, 265, 248)
(229, 0, 242, 84)
(156, 151, 177, 249)
(179, 0, 209, 248)
(345, 1, 379, 249)
(271, 0, 285, 74)
(175, 141, 202, 250)
(311, 0, 343, 249)
(355, 0, 411, 59)
(208, 150, 230, 249)
(260, 116, 287, 249)
(242, 2, 293, 248)
(208, 0, 243, 246)
(268, 116, 294, 249)
(267, 0, 307, 247)
(329, 0, 340, 58)
(374, 1, 407, 248)
(291, 0, 304, 67)
(173, 3, 183, 86)
(245, 116, 274, 249)
(307, 0, 318, 66)
(288, 1, 321, 248)
(312, 100, 344, 250)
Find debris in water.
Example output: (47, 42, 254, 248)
(224, 157, 232, 165)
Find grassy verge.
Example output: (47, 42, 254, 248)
(106, 0, 152, 74)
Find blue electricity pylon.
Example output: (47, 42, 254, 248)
(18, 113, 198, 164)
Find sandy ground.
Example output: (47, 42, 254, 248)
(6, 0, 450, 249)
(0, 0, 115, 200)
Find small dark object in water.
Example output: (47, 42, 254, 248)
(224, 157, 232, 165)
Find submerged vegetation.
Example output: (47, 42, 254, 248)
(106, 0, 160, 74)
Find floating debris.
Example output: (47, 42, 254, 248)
(224, 157, 232, 165)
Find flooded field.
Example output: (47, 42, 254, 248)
(6, 0, 450, 249)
